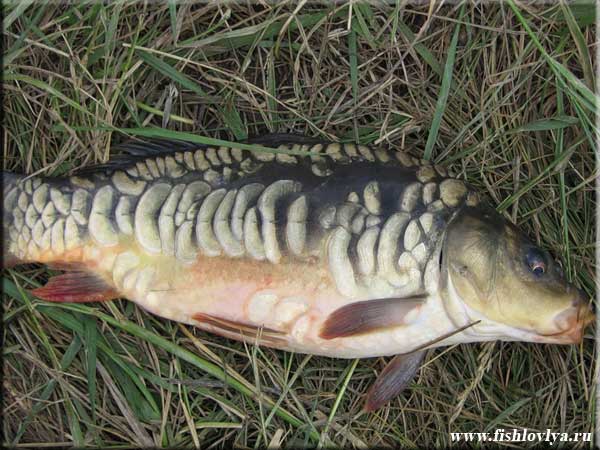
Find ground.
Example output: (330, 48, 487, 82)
(2, 2, 596, 448)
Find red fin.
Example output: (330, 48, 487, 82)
(362, 320, 483, 411)
(31, 272, 118, 303)
(364, 350, 425, 412)
(319, 296, 425, 340)
(192, 313, 287, 345)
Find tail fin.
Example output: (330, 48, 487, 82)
(3, 171, 26, 268)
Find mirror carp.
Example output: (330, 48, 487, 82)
(3, 134, 593, 410)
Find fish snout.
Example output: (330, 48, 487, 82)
(547, 292, 594, 344)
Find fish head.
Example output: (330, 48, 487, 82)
(443, 206, 594, 344)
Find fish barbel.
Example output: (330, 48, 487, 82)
(3, 134, 593, 410)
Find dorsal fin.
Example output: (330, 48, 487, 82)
(74, 137, 205, 175)
(113, 137, 203, 156)
(74, 134, 328, 176)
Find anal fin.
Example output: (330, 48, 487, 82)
(192, 313, 287, 346)
(319, 296, 425, 339)
(31, 272, 118, 303)
(364, 350, 425, 412)
(47, 261, 82, 271)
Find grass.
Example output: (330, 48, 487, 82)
(2, 2, 597, 447)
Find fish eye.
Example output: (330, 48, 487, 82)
(525, 248, 546, 276)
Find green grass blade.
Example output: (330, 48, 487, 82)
(348, 27, 359, 122)
(137, 51, 207, 98)
(124, 360, 245, 418)
(63, 126, 317, 156)
(261, 355, 314, 443)
(554, 84, 571, 278)
(4, 277, 157, 432)
(560, 1, 594, 89)
(509, 115, 579, 133)
(483, 397, 532, 432)
(550, 1, 596, 27)
(177, 10, 232, 47)
(3, 0, 35, 30)
(317, 358, 359, 448)
(4, 73, 95, 117)
(100, 355, 160, 422)
(221, 100, 247, 141)
(3, 2, 48, 66)
(82, 315, 98, 421)
(179, 11, 337, 54)
(137, 51, 246, 140)
(135, 101, 194, 125)
(423, 5, 464, 160)
(569, 90, 597, 152)
(65, 398, 85, 445)
(396, 21, 443, 77)
(104, 2, 122, 60)
(99, 346, 161, 417)
(168, 0, 177, 44)
(266, 51, 278, 129)
(352, 5, 377, 50)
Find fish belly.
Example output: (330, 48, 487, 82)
(92, 240, 456, 358)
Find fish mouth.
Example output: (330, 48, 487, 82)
(535, 303, 595, 344)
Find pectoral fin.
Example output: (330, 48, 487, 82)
(319, 296, 425, 339)
(31, 272, 118, 303)
(364, 350, 425, 412)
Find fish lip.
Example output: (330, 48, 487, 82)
(535, 327, 585, 344)
(534, 306, 594, 344)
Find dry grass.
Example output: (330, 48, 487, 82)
(2, 2, 596, 448)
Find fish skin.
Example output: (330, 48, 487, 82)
(2, 136, 592, 362)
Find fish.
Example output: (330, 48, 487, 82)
(3, 133, 594, 411)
